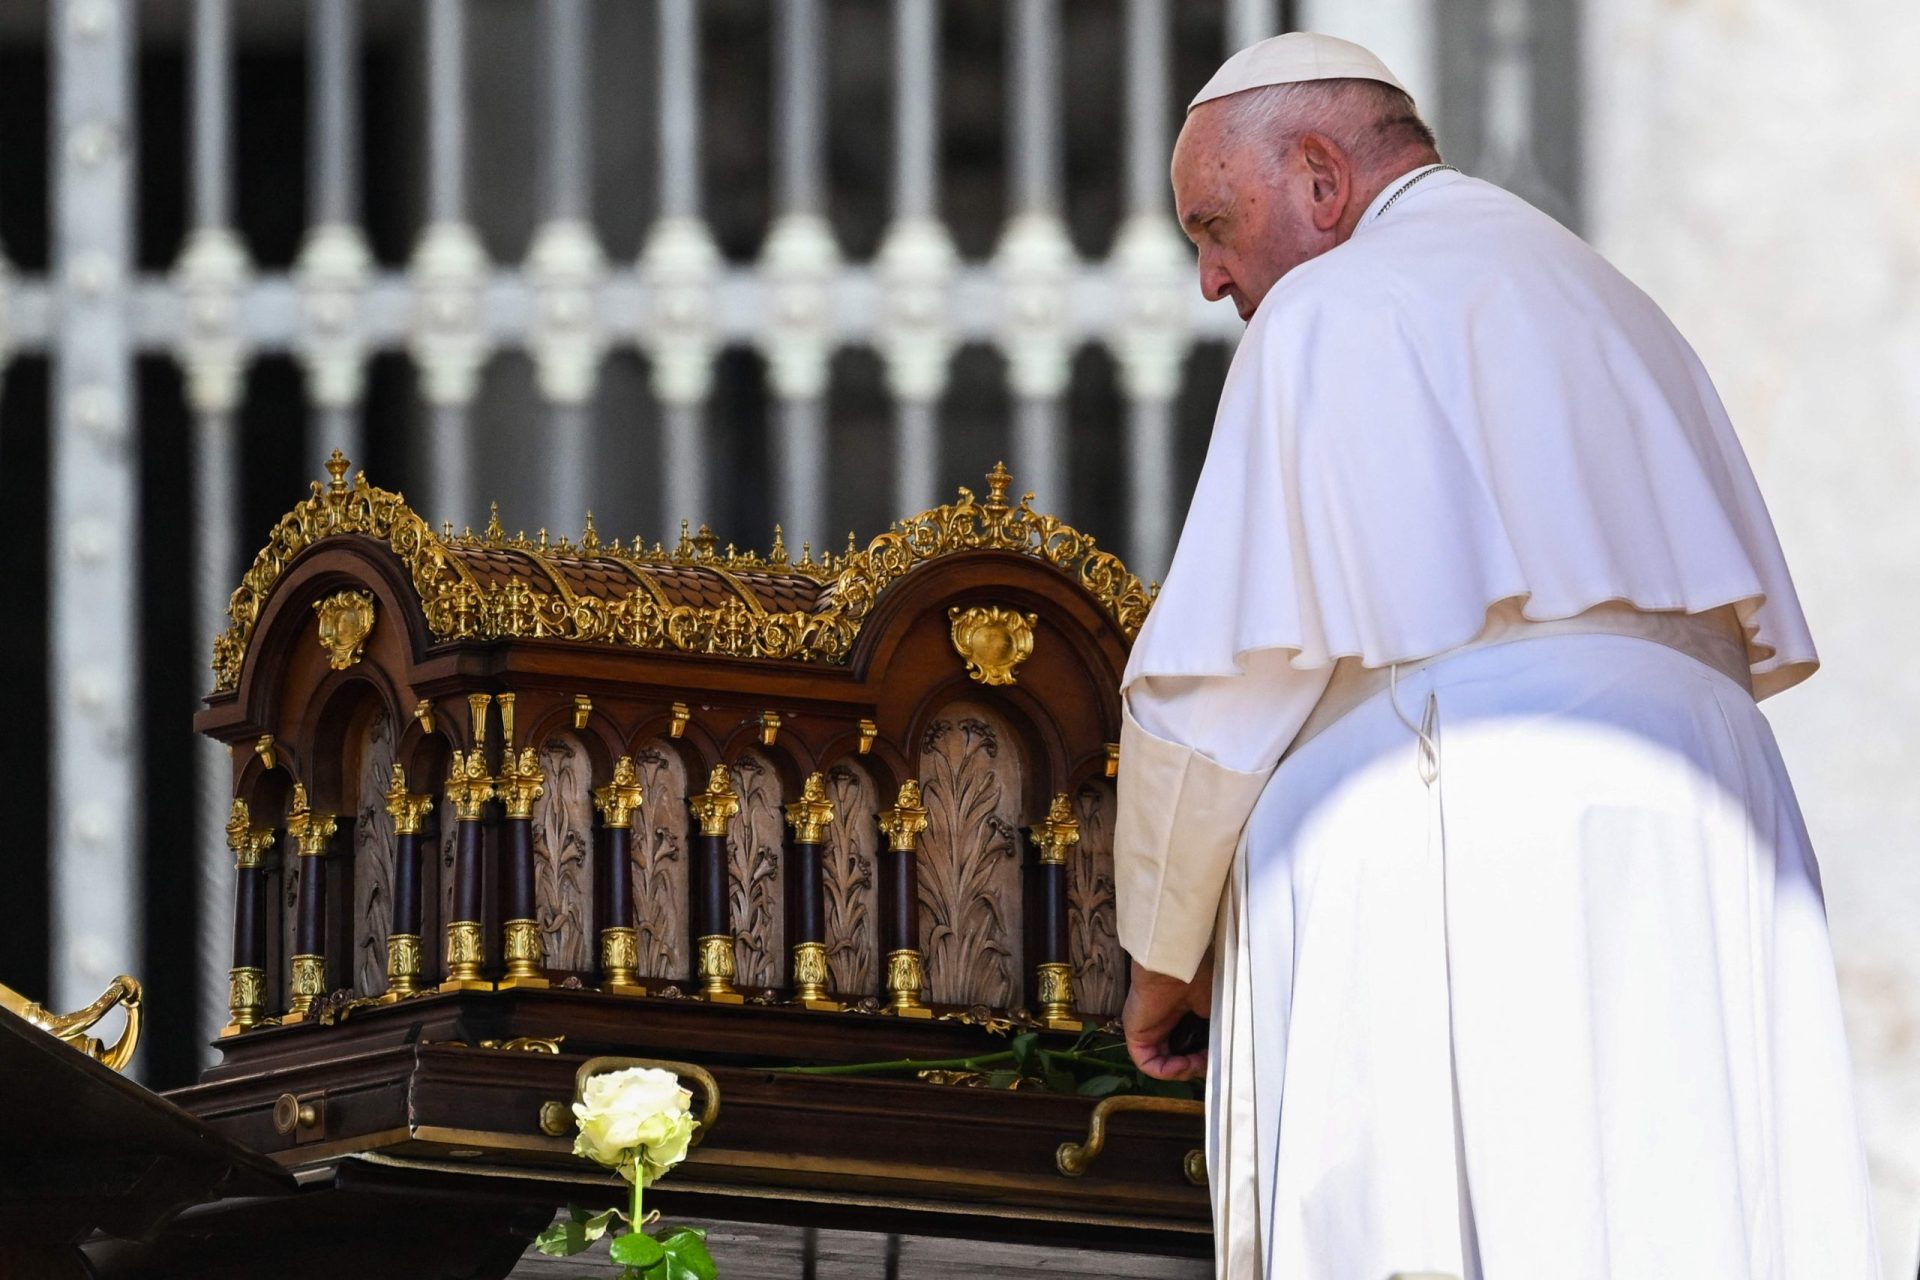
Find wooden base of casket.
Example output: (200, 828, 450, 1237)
(164, 988, 1211, 1272)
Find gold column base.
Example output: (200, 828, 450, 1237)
(283, 954, 327, 1024)
(377, 933, 424, 1003)
(884, 948, 933, 1019)
(789, 940, 841, 1012)
(497, 918, 550, 990)
(1035, 961, 1084, 1032)
(439, 920, 493, 992)
(697, 933, 745, 1005)
(221, 965, 266, 1036)
(598, 927, 647, 996)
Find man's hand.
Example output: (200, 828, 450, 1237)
(1124, 955, 1213, 1081)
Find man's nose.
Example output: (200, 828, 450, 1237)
(1198, 259, 1232, 303)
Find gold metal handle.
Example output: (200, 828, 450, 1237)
(0, 974, 143, 1073)
(1055, 1094, 1204, 1179)
(538, 1055, 722, 1145)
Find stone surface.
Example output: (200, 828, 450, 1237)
(1587, 2, 1920, 1273)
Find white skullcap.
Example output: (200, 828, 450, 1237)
(1189, 32, 1409, 112)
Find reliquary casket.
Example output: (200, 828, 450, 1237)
(168, 453, 1208, 1269)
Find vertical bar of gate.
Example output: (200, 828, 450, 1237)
(1114, 0, 1189, 579)
(763, 0, 837, 549)
(413, 0, 487, 530)
(299, 0, 372, 477)
(530, 0, 604, 530)
(644, 0, 721, 533)
(1225, 0, 1281, 53)
(181, 0, 253, 1058)
(878, 0, 955, 518)
(995, 0, 1074, 520)
(50, 0, 141, 1027)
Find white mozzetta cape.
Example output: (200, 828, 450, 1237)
(1123, 170, 1816, 701)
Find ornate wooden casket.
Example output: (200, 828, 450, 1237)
(167, 454, 1207, 1275)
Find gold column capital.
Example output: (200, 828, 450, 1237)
(495, 745, 545, 819)
(446, 749, 495, 820)
(878, 780, 929, 853)
(689, 765, 740, 837)
(225, 798, 275, 869)
(784, 772, 835, 843)
(383, 763, 434, 835)
(593, 756, 645, 829)
(286, 784, 337, 857)
(1032, 792, 1080, 866)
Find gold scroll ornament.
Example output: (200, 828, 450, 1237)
(948, 604, 1038, 686)
(313, 588, 376, 670)
(0, 977, 144, 1073)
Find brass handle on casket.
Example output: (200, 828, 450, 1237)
(0, 975, 144, 1073)
(538, 1055, 722, 1144)
(1056, 1094, 1206, 1186)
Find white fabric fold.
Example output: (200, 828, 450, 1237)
(1123, 171, 1817, 702)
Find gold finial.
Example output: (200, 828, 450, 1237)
(785, 772, 835, 843)
(676, 519, 693, 560)
(986, 460, 1012, 507)
(879, 780, 929, 852)
(593, 756, 645, 829)
(442, 521, 454, 539)
(689, 764, 741, 836)
(384, 763, 435, 836)
(693, 525, 719, 561)
(537, 528, 549, 549)
(846, 531, 857, 558)
(800, 540, 813, 567)
(724, 542, 737, 562)
(484, 502, 505, 545)
(769, 525, 788, 565)
(325, 450, 351, 494)
(581, 512, 600, 553)
(1033, 792, 1080, 865)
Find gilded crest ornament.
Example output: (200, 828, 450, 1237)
(313, 589, 376, 670)
(948, 604, 1038, 686)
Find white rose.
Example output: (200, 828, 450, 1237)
(570, 1066, 696, 1183)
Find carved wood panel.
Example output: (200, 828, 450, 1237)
(438, 807, 458, 943)
(630, 743, 690, 981)
(1070, 781, 1126, 1018)
(351, 709, 398, 995)
(822, 762, 880, 996)
(280, 826, 301, 992)
(917, 704, 1025, 1008)
(533, 732, 595, 971)
(725, 752, 785, 990)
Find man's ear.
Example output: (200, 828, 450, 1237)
(1299, 134, 1350, 232)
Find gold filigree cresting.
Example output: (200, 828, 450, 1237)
(313, 588, 376, 669)
(948, 604, 1038, 686)
(211, 457, 1151, 691)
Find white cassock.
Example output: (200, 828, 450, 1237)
(1115, 166, 1880, 1279)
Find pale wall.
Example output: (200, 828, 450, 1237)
(1586, 2, 1920, 1274)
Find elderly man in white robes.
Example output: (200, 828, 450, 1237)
(1116, 32, 1879, 1280)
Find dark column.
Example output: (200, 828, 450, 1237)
(441, 692, 496, 992)
(877, 780, 931, 1018)
(494, 693, 549, 990)
(1030, 793, 1083, 1031)
(221, 799, 275, 1035)
(784, 772, 838, 1010)
(284, 784, 338, 1024)
(687, 764, 744, 1004)
(381, 764, 434, 1001)
(592, 756, 646, 995)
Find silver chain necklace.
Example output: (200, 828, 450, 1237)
(1374, 163, 1459, 220)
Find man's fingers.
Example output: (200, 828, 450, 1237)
(1135, 1046, 1208, 1082)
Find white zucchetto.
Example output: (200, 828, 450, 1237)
(1190, 31, 1410, 112)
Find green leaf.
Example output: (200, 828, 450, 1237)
(985, 1069, 1021, 1089)
(580, 1208, 618, 1243)
(1076, 1073, 1129, 1098)
(1043, 1067, 1077, 1094)
(1010, 1032, 1040, 1074)
(657, 1227, 719, 1280)
(610, 1232, 666, 1268)
(533, 1219, 587, 1257)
